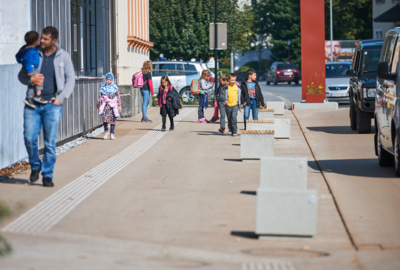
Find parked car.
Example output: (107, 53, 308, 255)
(325, 62, 352, 103)
(374, 28, 400, 175)
(151, 61, 214, 102)
(266, 62, 300, 85)
(346, 39, 384, 133)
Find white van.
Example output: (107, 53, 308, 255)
(152, 61, 215, 102)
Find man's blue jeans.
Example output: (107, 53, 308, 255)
(244, 99, 259, 121)
(24, 103, 63, 179)
(140, 89, 150, 119)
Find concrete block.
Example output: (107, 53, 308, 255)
(256, 188, 318, 236)
(226, 111, 244, 123)
(292, 102, 338, 110)
(267, 101, 285, 115)
(246, 119, 290, 139)
(240, 131, 274, 161)
(260, 157, 307, 189)
(258, 109, 275, 120)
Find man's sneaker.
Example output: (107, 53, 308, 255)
(24, 98, 36, 109)
(209, 116, 219, 123)
(103, 131, 110, 140)
(34, 95, 48, 104)
(43, 177, 54, 187)
(30, 168, 41, 183)
(218, 128, 225, 134)
(110, 133, 116, 140)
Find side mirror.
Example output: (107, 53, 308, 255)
(346, 69, 358, 77)
(377, 61, 396, 80)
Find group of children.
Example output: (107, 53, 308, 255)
(197, 68, 265, 136)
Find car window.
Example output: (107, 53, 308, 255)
(352, 50, 359, 70)
(381, 35, 396, 63)
(277, 64, 296, 69)
(184, 64, 197, 76)
(362, 50, 381, 74)
(391, 38, 399, 74)
(154, 63, 176, 76)
(353, 50, 361, 72)
(325, 63, 351, 77)
(176, 64, 184, 75)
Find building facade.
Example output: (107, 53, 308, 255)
(373, 0, 400, 39)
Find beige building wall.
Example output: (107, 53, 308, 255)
(373, 0, 399, 39)
(115, 0, 153, 86)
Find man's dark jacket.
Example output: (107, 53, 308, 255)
(240, 81, 265, 108)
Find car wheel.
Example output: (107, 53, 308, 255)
(266, 78, 270, 85)
(349, 99, 357, 130)
(288, 81, 291, 85)
(356, 106, 371, 133)
(376, 127, 394, 167)
(294, 80, 299, 85)
(395, 133, 400, 177)
(179, 87, 195, 103)
(273, 77, 277, 85)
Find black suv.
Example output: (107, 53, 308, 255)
(375, 28, 400, 176)
(346, 39, 384, 133)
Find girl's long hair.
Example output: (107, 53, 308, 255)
(160, 75, 172, 88)
(200, 70, 210, 80)
(141, 60, 153, 74)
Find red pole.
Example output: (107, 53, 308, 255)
(300, 0, 326, 102)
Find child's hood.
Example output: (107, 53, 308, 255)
(15, 45, 39, 62)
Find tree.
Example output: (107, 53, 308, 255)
(149, 0, 253, 61)
(324, 0, 372, 40)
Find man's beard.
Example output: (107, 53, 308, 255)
(41, 43, 53, 51)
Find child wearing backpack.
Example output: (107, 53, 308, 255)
(198, 70, 214, 123)
(216, 74, 229, 133)
(241, 68, 265, 130)
(136, 61, 155, 123)
(97, 73, 121, 140)
(154, 76, 181, 131)
(219, 73, 242, 136)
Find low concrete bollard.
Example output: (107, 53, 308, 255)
(240, 130, 274, 161)
(260, 157, 307, 189)
(258, 109, 275, 120)
(256, 187, 318, 236)
(246, 119, 290, 139)
(266, 101, 285, 115)
(226, 111, 245, 123)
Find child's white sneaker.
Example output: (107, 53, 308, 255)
(110, 133, 115, 140)
(103, 131, 110, 140)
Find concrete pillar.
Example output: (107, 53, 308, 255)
(240, 131, 274, 161)
(266, 101, 285, 115)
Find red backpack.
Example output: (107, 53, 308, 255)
(132, 71, 146, 88)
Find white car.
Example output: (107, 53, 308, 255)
(152, 61, 215, 102)
(325, 62, 352, 102)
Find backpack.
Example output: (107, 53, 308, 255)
(190, 78, 200, 96)
(235, 82, 241, 87)
(132, 71, 146, 88)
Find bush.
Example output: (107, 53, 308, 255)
(239, 59, 272, 71)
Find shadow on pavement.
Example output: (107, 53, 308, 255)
(192, 131, 225, 136)
(0, 178, 42, 186)
(307, 126, 375, 135)
(224, 159, 243, 162)
(308, 159, 396, 178)
(240, 191, 256, 195)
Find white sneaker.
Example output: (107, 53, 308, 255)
(110, 133, 115, 140)
(103, 131, 110, 140)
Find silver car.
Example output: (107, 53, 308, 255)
(325, 62, 352, 102)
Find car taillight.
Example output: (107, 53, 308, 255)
(276, 70, 281, 75)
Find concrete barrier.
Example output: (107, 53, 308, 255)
(226, 111, 244, 123)
(256, 187, 318, 236)
(240, 131, 274, 161)
(260, 157, 307, 189)
(292, 102, 338, 110)
(246, 119, 290, 139)
(258, 109, 275, 120)
(267, 101, 285, 115)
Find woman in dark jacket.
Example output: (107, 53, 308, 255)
(155, 76, 181, 131)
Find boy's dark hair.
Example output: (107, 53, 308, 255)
(228, 73, 237, 80)
(247, 68, 256, 78)
(25, 31, 39, 46)
(220, 74, 229, 82)
(42, 26, 59, 40)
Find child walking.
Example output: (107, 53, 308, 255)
(97, 73, 121, 140)
(198, 70, 214, 123)
(154, 76, 181, 131)
(241, 68, 265, 129)
(15, 31, 47, 109)
(220, 73, 242, 136)
(216, 74, 229, 133)
(140, 61, 155, 123)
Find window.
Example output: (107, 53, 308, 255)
(184, 64, 197, 76)
(381, 35, 396, 63)
(353, 50, 361, 72)
(325, 63, 352, 77)
(71, 0, 97, 77)
(375, 30, 383, 39)
(376, 0, 385, 4)
(277, 64, 297, 70)
(176, 64, 184, 75)
(391, 39, 399, 74)
(362, 50, 381, 74)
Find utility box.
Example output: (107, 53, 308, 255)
(209, 23, 227, 50)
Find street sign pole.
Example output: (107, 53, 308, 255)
(214, 0, 218, 90)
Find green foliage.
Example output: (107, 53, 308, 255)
(238, 65, 251, 72)
(218, 68, 231, 75)
(149, 0, 253, 61)
(324, 0, 372, 40)
(0, 201, 12, 258)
